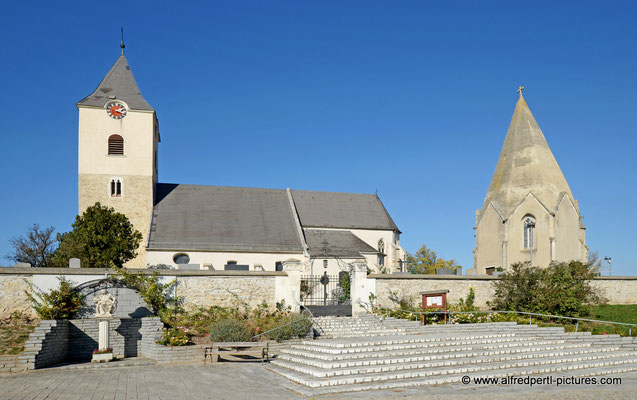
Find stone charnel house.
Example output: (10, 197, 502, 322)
(471, 89, 587, 274)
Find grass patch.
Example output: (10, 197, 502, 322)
(0, 312, 37, 355)
(590, 304, 637, 324)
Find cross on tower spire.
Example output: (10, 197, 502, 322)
(120, 26, 125, 55)
(517, 85, 525, 97)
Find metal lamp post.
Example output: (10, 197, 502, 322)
(604, 256, 612, 276)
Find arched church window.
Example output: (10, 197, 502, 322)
(173, 253, 190, 264)
(108, 134, 124, 155)
(377, 239, 385, 266)
(523, 216, 536, 249)
(110, 178, 122, 197)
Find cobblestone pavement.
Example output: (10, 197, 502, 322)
(1, 362, 637, 400)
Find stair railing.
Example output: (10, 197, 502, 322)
(250, 308, 316, 342)
(382, 309, 637, 336)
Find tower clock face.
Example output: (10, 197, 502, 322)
(107, 103, 127, 119)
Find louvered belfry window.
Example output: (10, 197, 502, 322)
(108, 134, 124, 155)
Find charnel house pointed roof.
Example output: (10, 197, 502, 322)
(481, 92, 576, 219)
(77, 54, 153, 111)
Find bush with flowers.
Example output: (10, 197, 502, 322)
(157, 295, 312, 345)
(93, 347, 113, 354)
(156, 327, 191, 346)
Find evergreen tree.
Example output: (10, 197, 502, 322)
(53, 203, 142, 268)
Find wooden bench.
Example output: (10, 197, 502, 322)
(204, 342, 269, 364)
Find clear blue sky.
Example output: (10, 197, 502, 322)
(1, 1, 636, 275)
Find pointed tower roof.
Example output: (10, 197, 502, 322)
(77, 54, 153, 111)
(481, 91, 576, 218)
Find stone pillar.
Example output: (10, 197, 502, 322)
(98, 320, 109, 350)
(275, 259, 303, 313)
(350, 261, 373, 316)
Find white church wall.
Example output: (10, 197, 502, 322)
(145, 249, 303, 271)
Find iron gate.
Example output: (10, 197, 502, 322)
(300, 272, 352, 316)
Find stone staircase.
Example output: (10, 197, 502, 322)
(269, 315, 637, 394)
(312, 315, 405, 338)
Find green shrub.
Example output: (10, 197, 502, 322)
(156, 327, 191, 346)
(489, 261, 605, 318)
(210, 319, 252, 342)
(113, 269, 180, 315)
(25, 277, 85, 320)
(264, 314, 313, 342)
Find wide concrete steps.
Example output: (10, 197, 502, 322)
(277, 343, 606, 368)
(276, 361, 637, 394)
(313, 316, 405, 338)
(273, 348, 631, 378)
(270, 349, 637, 390)
(268, 317, 637, 393)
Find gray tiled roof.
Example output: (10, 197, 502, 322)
(304, 229, 378, 258)
(77, 54, 153, 111)
(147, 184, 304, 252)
(291, 190, 400, 232)
(147, 184, 400, 254)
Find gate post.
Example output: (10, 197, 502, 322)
(275, 259, 303, 313)
(350, 261, 372, 316)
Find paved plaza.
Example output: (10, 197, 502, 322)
(1, 362, 637, 400)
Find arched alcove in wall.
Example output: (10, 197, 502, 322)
(74, 278, 153, 319)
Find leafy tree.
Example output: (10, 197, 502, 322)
(405, 244, 461, 274)
(25, 277, 85, 319)
(488, 263, 542, 312)
(5, 224, 57, 268)
(53, 203, 142, 268)
(489, 261, 606, 317)
(113, 268, 179, 315)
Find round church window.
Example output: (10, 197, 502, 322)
(173, 253, 190, 264)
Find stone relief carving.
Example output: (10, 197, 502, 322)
(94, 292, 116, 318)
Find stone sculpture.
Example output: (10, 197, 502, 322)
(94, 292, 116, 318)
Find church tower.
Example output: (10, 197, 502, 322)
(76, 44, 159, 268)
(473, 89, 586, 273)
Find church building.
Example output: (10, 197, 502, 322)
(472, 89, 587, 273)
(76, 46, 405, 274)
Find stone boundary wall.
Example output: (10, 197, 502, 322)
(590, 277, 637, 305)
(0, 268, 287, 319)
(0, 274, 33, 318)
(140, 317, 205, 364)
(370, 275, 637, 310)
(177, 276, 277, 310)
(371, 275, 496, 309)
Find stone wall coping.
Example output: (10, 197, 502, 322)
(0, 267, 287, 277)
(369, 273, 637, 280)
(369, 274, 499, 280)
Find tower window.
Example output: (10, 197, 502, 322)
(108, 134, 124, 155)
(110, 178, 122, 197)
(523, 216, 536, 249)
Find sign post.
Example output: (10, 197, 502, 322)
(420, 290, 449, 325)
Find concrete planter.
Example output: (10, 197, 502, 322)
(91, 352, 114, 363)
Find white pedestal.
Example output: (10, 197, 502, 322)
(92, 319, 113, 363)
(98, 319, 110, 350)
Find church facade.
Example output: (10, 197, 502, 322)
(76, 49, 405, 274)
(472, 91, 587, 273)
